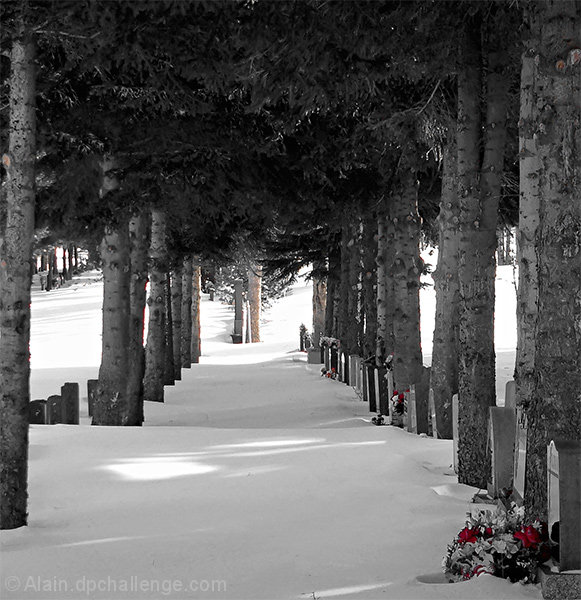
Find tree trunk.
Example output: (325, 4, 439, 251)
(67, 244, 74, 279)
(390, 169, 426, 432)
(430, 133, 459, 439)
(163, 272, 175, 385)
(125, 210, 150, 426)
(347, 221, 362, 356)
(362, 208, 377, 359)
(312, 266, 326, 348)
(247, 262, 262, 343)
(93, 219, 131, 425)
(181, 256, 193, 367)
(524, 0, 581, 520)
(375, 210, 388, 366)
(191, 260, 201, 363)
(337, 223, 351, 347)
(143, 209, 167, 403)
(324, 244, 340, 337)
(457, 17, 509, 487)
(171, 265, 183, 379)
(0, 30, 35, 530)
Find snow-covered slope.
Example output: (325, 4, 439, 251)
(1, 267, 537, 600)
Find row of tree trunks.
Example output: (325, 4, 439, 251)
(311, 262, 327, 347)
(324, 244, 340, 338)
(181, 257, 193, 367)
(375, 210, 388, 366)
(163, 271, 175, 385)
(521, 0, 581, 520)
(171, 264, 183, 381)
(0, 29, 36, 530)
(361, 209, 377, 359)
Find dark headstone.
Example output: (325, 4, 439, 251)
(428, 388, 438, 438)
(330, 346, 338, 372)
(361, 365, 368, 403)
(377, 367, 389, 416)
(47, 395, 66, 424)
(547, 439, 581, 571)
(367, 366, 377, 413)
(505, 379, 516, 409)
(487, 407, 516, 498)
(307, 348, 322, 364)
(61, 382, 79, 424)
(233, 279, 243, 344)
(87, 379, 98, 417)
(29, 400, 47, 424)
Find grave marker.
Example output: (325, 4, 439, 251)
(505, 380, 516, 409)
(452, 394, 459, 473)
(87, 379, 98, 417)
(307, 348, 322, 364)
(487, 407, 516, 499)
(428, 388, 438, 438)
(61, 382, 79, 424)
(232, 279, 243, 344)
(47, 395, 66, 424)
(385, 370, 394, 423)
(547, 439, 581, 571)
(512, 407, 527, 504)
(367, 365, 377, 413)
(323, 344, 330, 371)
(330, 346, 338, 372)
(28, 400, 47, 424)
(406, 386, 418, 434)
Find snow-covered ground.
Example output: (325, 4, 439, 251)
(1, 264, 539, 600)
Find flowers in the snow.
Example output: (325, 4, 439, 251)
(391, 389, 406, 416)
(443, 503, 550, 584)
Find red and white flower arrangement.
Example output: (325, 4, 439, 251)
(443, 503, 550, 584)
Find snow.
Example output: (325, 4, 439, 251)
(1, 266, 540, 599)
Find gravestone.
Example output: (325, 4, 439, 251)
(348, 355, 357, 386)
(505, 380, 516, 409)
(428, 388, 438, 438)
(87, 379, 98, 417)
(512, 407, 527, 504)
(29, 400, 47, 424)
(47, 395, 66, 424)
(323, 344, 330, 371)
(307, 348, 322, 364)
(355, 357, 363, 395)
(487, 407, 516, 499)
(232, 279, 243, 344)
(406, 386, 418, 434)
(452, 394, 459, 473)
(376, 367, 389, 417)
(547, 439, 581, 571)
(330, 346, 338, 372)
(340, 351, 349, 384)
(367, 365, 377, 413)
(61, 382, 79, 424)
(385, 370, 394, 422)
(361, 365, 368, 403)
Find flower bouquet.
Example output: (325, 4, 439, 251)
(443, 503, 550, 584)
(390, 389, 407, 427)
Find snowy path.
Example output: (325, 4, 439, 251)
(1, 271, 539, 600)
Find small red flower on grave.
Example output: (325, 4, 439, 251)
(458, 527, 479, 544)
(331, 368, 336, 372)
(398, 393, 405, 401)
(405, 388, 410, 393)
(393, 390, 399, 396)
(514, 525, 542, 549)
(484, 527, 493, 537)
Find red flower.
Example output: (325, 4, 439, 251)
(458, 527, 479, 544)
(405, 388, 410, 393)
(393, 390, 399, 396)
(398, 393, 405, 401)
(514, 525, 542, 549)
(484, 527, 493, 537)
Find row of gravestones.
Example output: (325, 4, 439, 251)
(315, 344, 581, 582)
(28, 380, 99, 425)
(317, 342, 426, 433)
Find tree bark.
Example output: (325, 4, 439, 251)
(375, 210, 388, 366)
(312, 266, 327, 348)
(171, 265, 183, 379)
(143, 209, 167, 403)
(247, 262, 262, 343)
(524, 0, 581, 520)
(324, 243, 340, 337)
(125, 210, 150, 426)
(191, 260, 201, 363)
(93, 218, 131, 426)
(0, 30, 35, 530)
(362, 208, 377, 359)
(390, 168, 426, 432)
(347, 221, 362, 356)
(181, 256, 193, 367)
(163, 272, 175, 385)
(430, 133, 459, 439)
